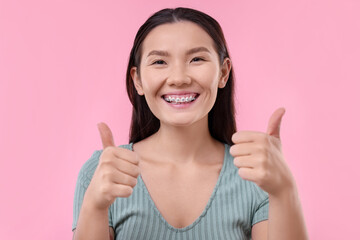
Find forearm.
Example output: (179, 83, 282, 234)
(74, 197, 111, 240)
(268, 187, 308, 240)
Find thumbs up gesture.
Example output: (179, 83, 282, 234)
(84, 122, 141, 211)
(229, 108, 295, 196)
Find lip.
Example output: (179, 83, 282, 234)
(161, 91, 199, 97)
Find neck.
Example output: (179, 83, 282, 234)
(152, 116, 219, 165)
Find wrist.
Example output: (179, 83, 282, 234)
(268, 184, 300, 206)
(269, 177, 298, 197)
(83, 192, 110, 213)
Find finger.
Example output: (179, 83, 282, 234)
(266, 107, 286, 139)
(97, 122, 116, 149)
(231, 131, 264, 144)
(237, 167, 256, 182)
(109, 170, 138, 187)
(229, 142, 256, 156)
(112, 184, 134, 198)
(112, 158, 141, 178)
(113, 148, 139, 165)
(233, 155, 255, 168)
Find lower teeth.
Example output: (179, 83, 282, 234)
(173, 101, 191, 104)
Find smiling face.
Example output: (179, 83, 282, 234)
(131, 21, 231, 127)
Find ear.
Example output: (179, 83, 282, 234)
(130, 67, 144, 95)
(218, 58, 232, 89)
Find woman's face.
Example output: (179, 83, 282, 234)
(131, 21, 231, 127)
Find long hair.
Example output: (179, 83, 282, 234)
(126, 7, 236, 145)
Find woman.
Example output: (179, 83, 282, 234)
(72, 7, 308, 240)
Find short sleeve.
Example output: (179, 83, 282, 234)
(251, 185, 269, 226)
(72, 149, 113, 231)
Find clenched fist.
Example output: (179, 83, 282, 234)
(83, 122, 141, 211)
(229, 108, 296, 196)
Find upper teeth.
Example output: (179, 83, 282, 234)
(164, 96, 196, 103)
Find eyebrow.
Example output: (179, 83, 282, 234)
(146, 47, 211, 58)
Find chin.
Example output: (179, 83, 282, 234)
(162, 119, 197, 127)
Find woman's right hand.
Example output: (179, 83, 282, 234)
(83, 122, 140, 211)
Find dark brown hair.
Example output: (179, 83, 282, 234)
(126, 7, 236, 145)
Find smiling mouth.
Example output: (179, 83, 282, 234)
(161, 93, 200, 104)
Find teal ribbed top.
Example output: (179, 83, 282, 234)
(72, 143, 269, 239)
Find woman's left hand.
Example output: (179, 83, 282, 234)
(229, 107, 296, 196)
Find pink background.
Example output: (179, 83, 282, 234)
(1, 0, 359, 239)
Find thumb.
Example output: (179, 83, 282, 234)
(97, 122, 116, 149)
(266, 107, 286, 139)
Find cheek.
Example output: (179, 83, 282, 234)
(141, 71, 164, 94)
(191, 64, 220, 85)
(196, 75, 220, 94)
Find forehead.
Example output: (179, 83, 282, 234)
(141, 21, 216, 55)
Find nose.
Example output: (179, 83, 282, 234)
(167, 63, 191, 86)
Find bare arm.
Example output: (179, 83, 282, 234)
(251, 188, 308, 240)
(73, 227, 114, 240)
(267, 188, 308, 240)
(251, 221, 268, 239)
(72, 199, 113, 240)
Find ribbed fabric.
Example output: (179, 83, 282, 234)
(72, 143, 269, 240)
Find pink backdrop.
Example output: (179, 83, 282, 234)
(1, 0, 359, 239)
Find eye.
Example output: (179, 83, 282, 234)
(152, 60, 166, 65)
(191, 57, 204, 62)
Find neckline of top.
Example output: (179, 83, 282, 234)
(128, 142, 229, 232)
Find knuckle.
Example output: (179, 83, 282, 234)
(127, 175, 137, 187)
(261, 134, 268, 142)
(264, 135, 271, 146)
(133, 166, 141, 176)
(256, 144, 266, 154)
(132, 178, 138, 187)
(120, 161, 140, 177)
(116, 148, 127, 159)
(258, 154, 266, 165)
(231, 133, 238, 143)
(230, 145, 241, 155)
(258, 169, 267, 181)
(100, 183, 111, 195)
(116, 160, 124, 169)
(123, 186, 133, 197)
(233, 157, 241, 167)
(100, 170, 109, 181)
(100, 155, 113, 164)
(238, 168, 247, 178)
(256, 147, 268, 161)
(229, 146, 235, 155)
(103, 146, 114, 154)
(98, 155, 106, 164)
